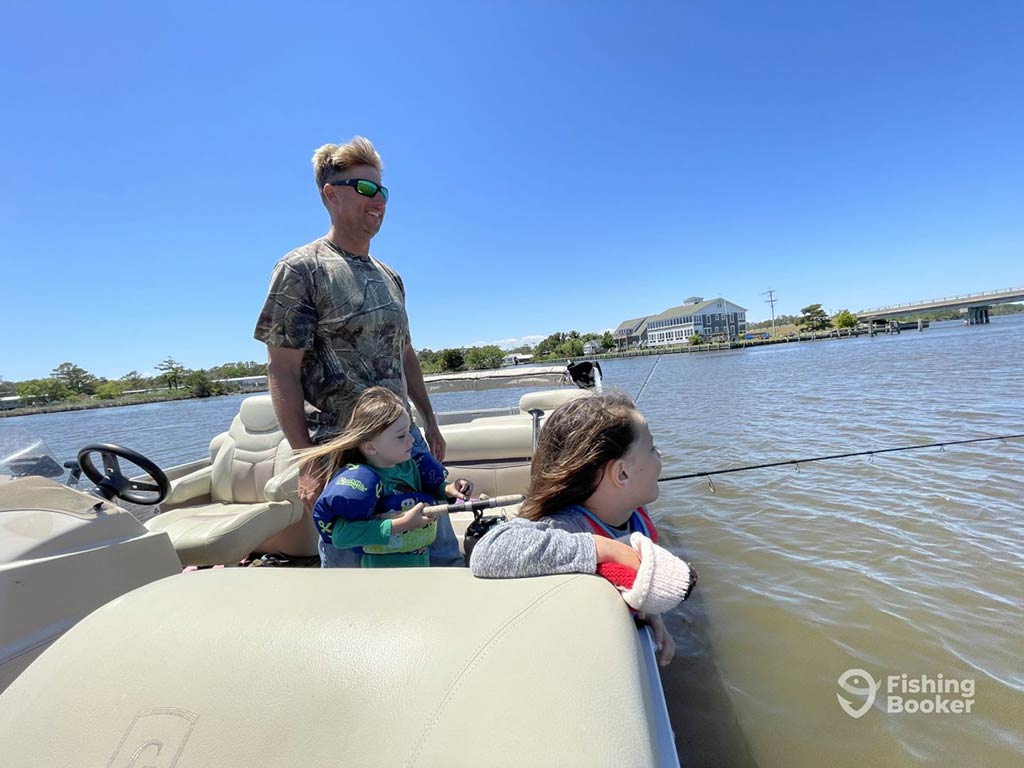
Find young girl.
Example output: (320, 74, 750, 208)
(302, 387, 472, 568)
(469, 391, 697, 665)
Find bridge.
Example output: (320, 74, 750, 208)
(857, 287, 1024, 326)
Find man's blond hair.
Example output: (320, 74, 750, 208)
(312, 136, 383, 204)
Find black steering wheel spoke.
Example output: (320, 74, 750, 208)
(101, 452, 122, 478)
(77, 444, 170, 506)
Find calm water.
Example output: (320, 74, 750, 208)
(4, 316, 1023, 767)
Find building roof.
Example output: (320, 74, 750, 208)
(613, 316, 648, 336)
(648, 297, 747, 322)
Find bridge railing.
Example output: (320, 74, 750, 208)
(858, 287, 1024, 315)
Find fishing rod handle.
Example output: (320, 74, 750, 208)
(423, 494, 525, 516)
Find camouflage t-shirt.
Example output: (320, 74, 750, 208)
(253, 238, 409, 437)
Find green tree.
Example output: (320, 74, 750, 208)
(207, 360, 268, 379)
(832, 309, 858, 329)
(17, 378, 71, 403)
(600, 331, 615, 351)
(533, 332, 566, 359)
(689, 334, 705, 346)
(0, 375, 15, 396)
(186, 369, 221, 398)
(438, 348, 465, 372)
(464, 345, 504, 370)
(798, 304, 829, 331)
(94, 381, 125, 400)
(51, 362, 97, 394)
(416, 348, 441, 373)
(156, 357, 186, 389)
(556, 339, 584, 358)
(120, 370, 145, 389)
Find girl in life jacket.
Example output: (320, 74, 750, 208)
(301, 387, 473, 568)
(469, 391, 696, 665)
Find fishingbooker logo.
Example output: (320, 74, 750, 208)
(836, 669, 878, 718)
(837, 669, 975, 718)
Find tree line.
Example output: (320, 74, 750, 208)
(9, 303, 1017, 404)
(744, 305, 858, 333)
(748, 302, 1022, 334)
(416, 330, 616, 373)
(0, 359, 269, 405)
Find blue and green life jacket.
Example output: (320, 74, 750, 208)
(312, 453, 447, 554)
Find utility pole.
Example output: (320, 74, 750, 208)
(763, 289, 778, 337)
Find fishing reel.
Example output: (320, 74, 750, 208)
(462, 507, 508, 567)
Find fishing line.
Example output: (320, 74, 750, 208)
(635, 356, 662, 404)
(657, 433, 1024, 484)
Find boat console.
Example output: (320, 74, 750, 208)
(0, 476, 181, 692)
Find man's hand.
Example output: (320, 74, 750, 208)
(424, 422, 446, 461)
(299, 463, 328, 513)
(445, 478, 473, 501)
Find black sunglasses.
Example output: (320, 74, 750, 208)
(329, 178, 389, 202)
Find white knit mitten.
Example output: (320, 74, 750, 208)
(619, 533, 697, 614)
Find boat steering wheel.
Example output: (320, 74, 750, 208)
(77, 443, 171, 505)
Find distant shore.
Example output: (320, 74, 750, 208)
(0, 388, 267, 419)
(0, 318, 986, 418)
(2, 330, 861, 417)
(577, 326, 871, 362)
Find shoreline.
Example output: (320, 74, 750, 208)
(0, 389, 267, 419)
(575, 326, 871, 362)
(0, 320, 976, 417)
(1, 330, 859, 418)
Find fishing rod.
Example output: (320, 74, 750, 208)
(635, 356, 661, 404)
(657, 433, 1024, 489)
(423, 494, 525, 518)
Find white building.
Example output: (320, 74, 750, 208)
(213, 375, 268, 390)
(644, 297, 747, 346)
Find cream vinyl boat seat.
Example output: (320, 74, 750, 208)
(146, 396, 303, 567)
(0, 568, 675, 767)
(441, 387, 591, 499)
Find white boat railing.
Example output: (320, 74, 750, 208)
(423, 365, 570, 394)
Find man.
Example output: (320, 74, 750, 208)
(253, 136, 461, 566)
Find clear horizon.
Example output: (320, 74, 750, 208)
(2, 1, 1021, 381)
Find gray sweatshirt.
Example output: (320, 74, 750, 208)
(469, 509, 599, 578)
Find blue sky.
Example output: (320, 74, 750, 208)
(1, 1, 1021, 381)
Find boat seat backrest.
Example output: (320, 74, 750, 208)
(0, 570, 670, 767)
(518, 387, 591, 414)
(209, 396, 292, 505)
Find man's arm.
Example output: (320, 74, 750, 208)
(402, 340, 446, 461)
(267, 344, 323, 511)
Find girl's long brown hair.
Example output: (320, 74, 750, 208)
(298, 387, 408, 480)
(520, 391, 639, 521)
